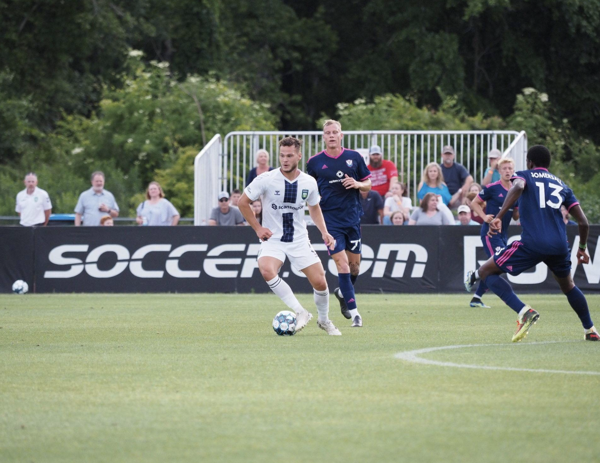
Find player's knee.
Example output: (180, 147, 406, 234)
(259, 266, 277, 281)
(349, 263, 360, 276)
(313, 278, 328, 292)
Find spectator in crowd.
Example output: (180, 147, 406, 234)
(561, 205, 577, 225)
(251, 199, 262, 225)
(135, 181, 180, 226)
(246, 149, 274, 186)
(74, 171, 119, 226)
(208, 191, 245, 226)
(390, 211, 405, 226)
(15, 172, 52, 227)
(440, 145, 473, 206)
(409, 193, 453, 225)
(230, 189, 242, 207)
(359, 189, 384, 224)
(384, 182, 412, 223)
(417, 163, 453, 206)
(455, 205, 479, 225)
(464, 183, 485, 225)
(100, 216, 114, 226)
(366, 145, 398, 197)
(481, 149, 502, 186)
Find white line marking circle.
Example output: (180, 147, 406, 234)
(395, 341, 600, 376)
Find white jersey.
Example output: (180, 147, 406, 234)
(15, 187, 52, 226)
(244, 168, 320, 243)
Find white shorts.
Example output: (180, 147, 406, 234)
(258, 238, 321, 271)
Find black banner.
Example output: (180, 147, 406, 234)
(0, 225, 598, 293)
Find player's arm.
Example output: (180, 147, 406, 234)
(569, 204, 590, 264)
(238, 193, 273, 241)
(471, 196, 493, 224)
(489, 178, 524, 234)
(307, 203, 335, 250)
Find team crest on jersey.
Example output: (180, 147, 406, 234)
(302, 189, 309, 199)
(346, 160, 353, 167)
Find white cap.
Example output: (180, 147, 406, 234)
(218, 191, 229, 200)
(457, 205, 471, 214)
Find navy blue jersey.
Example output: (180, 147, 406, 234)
(512, 168, 579, 255)
(477, 181, 516, 241)
(306, 148, 371, 228)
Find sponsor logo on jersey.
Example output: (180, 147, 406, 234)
(302, 189, 308, 200)
(346, 160, 353, 167)
(271, 204, 278, 210)
(336, 171, 344, 178)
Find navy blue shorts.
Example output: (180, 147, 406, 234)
(493, 240, 571, 278)
(481, 232, 508, 259)
(327, 224, 362, 256)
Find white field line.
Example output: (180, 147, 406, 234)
(394, 342, 600, 376)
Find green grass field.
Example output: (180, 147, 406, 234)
(1, 293, 599, 463)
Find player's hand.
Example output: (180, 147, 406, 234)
(483, 214, 495, 224)
(577, 249, 590, 265)
(323, 233, 336, 251)
(487, 218, 502, 236)
(342, 174, 360, 189)
(256, 226, 273, 242)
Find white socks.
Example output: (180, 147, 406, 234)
(266, 276, 303, 313)
(313, 288, 329, 322)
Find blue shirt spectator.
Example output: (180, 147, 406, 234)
(74, 171, 119, 226)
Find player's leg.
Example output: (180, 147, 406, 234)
(548, 256, 598, 341)
(258, 255, 304, 313)
(470, 235, 495, 308)
(301, 261, 341, 336)
(330, 225, 362, 326)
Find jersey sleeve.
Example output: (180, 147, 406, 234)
(306, 158, 317, 179)
(562, 185, 579, 211)
(306, 178, 320, 207)
(244, 174, 266, 201)
(478, 186, 492, 202)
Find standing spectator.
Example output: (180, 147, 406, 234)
(100, 216, 114, 226)
(359, 189, 384, 224)
(384, 182, 412, 223)
(250, 200, 263, 225)
(230, 189, 242, 207)
(390, 211, 405, 226)
(417, 163, 453, 206)
(74, 171, 119, 226)
(208, 191, 245, 226)
(409, 193, 452, 225)
(136, 181, 180, 226)
(366, 145, 398, 197)
(455, 205, 479, 225)
(245, 149, 274, 186)
(440, 145, 473, 206)
(15, 172, 52, 226)
(481, 149, 502, 186)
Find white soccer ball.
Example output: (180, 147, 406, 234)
(12, 280, 29, 295)
(272, 310, 297, 336)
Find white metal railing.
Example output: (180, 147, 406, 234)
(221, 130, 521, 206)
(502, 131, 528, 171)
(194, 134, 221, 225)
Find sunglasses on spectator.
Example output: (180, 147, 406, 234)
(219, 198, 229, 202)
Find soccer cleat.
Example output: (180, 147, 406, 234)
(295, 310, 313, 333)
(334, 287, 351, 320)
(585, 330, 600, 341)
(511, 307, 540, 343)
(351, 315, 363, 328)
(470, 297, 491, 308)
(464, 271, 477, 292)
(317, 319, 342, 336)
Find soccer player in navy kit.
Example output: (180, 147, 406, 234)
(468, 157, 519, 308)
(466, 145, 598, 342)
(306, 120, 372, 327)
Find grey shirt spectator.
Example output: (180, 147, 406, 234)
(136, 199, 179, 226)
(409, 208, 452, 225)
(209, 191, 245, 226)
(75, 171, 119, 226)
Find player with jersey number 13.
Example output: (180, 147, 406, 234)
(238, 136, 342, 336)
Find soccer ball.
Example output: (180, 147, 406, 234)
(12, 280, 29, 295)
(272, 310, 297, 336)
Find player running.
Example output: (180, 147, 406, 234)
(306, 120, 372, 327)
(238, 136, 341, 336)
(468, 157, 519, 308)
(465, 145, 598, 342)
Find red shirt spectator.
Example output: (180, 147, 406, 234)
(366, 145, 398, 197)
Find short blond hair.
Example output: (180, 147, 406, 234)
(497, 157, 515, 169)
(323, 119, 341, 131)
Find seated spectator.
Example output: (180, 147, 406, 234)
(209, 191, 245, 226)
(251, 199, 262, 225)
(455, 205, 479, 225)
(390, 211, 405, 226)
(464, 183, 485, 224)
(366, 145, 398, 197)
(440, 145, 473, 207)
(136, 181, 180, 226)
(246, 149, 274, 186)
(100, 216, 114, 226)
(360, 189, 384, 224)
(384, 182, 412, 223)
(230, 189, 242, 207)
(417, 163, 453, 206)
(561, 205, 577, 225)
(481, 149, 501, 186)
(409, 193, 453, 225)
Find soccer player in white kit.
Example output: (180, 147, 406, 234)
(238, 136, 341, 335)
